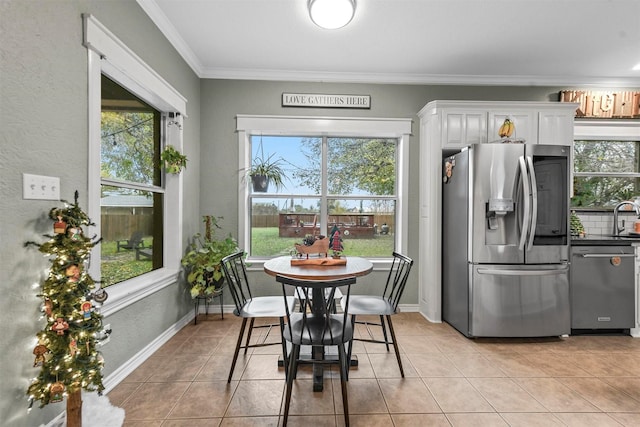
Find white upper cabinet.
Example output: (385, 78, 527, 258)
(538, 109, 577, 145)
(421, 101, 578, 149)
(442, 110, 487, 148)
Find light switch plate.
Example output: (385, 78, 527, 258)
(23, 173, 60, 200)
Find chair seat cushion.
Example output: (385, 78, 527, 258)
(239, 296, 295, 318)
(342, 295, 395, 316)
(283, 313, 353, 346)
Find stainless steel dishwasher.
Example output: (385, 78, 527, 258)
(571, 245, 636, 330)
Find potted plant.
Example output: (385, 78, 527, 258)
(181, 215, 239, 298)
(161, 145, 188, 174)
(248, 140, 287, 192)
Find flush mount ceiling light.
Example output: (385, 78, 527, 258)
(308, 0, 356, 30)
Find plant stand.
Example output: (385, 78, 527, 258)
(193, 288, 224, 324)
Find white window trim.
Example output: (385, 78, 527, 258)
(236, 114, 412, 269)
(84, 14, 186, 316)
(572, 119, 640, 209)
(574, 119, 640, 141)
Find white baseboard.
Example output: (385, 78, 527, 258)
(397, 304, 420, 313)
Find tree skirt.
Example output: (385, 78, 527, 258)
(41, 392, 124, 427)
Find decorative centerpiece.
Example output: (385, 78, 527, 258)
(294, 234, 329, 258)
(291, 232, 346, 266)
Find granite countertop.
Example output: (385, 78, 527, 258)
(571, 234, 640, 246)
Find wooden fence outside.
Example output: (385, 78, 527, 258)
(100, 213, 395, 241)
(252, 214, 395, 233)
(100, 214, 154, 241)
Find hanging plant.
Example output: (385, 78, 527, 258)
(161, 145, 188, 174)
(248, 137, 288, 192)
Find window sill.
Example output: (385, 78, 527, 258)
(99, 267, 180, 317)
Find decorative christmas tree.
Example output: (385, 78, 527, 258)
(26, 191, 110, 427)
(329, 225, 343, 258)
(570, 211, 585, 237)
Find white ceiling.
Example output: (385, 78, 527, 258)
(138, 0, 640, 87)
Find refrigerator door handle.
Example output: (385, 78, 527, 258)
(477, 267, 568, 276)
(526, 155, 538, 251)
(518, 155, 530, 251)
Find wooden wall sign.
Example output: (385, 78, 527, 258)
(560, 90, 640, 118)
(282, 93, 371, 109)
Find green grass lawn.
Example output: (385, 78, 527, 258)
(251, 227, 394, 257)
(99, 228, 393, 287)
(100, 238, 153, 287)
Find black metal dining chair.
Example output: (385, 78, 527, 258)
(276, 274, 357, 427)
(221, 251, 295, 384)
(342, 252, 413, 377)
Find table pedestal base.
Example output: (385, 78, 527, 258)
(278, 347, 358, 392)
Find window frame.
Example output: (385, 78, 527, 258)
(573, 119, 640, 211)
(236, 115, 412, 269)
(84, 14, 186, 316)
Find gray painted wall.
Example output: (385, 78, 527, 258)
(199, 79, 565, 303)
(0, 1, 200, 425)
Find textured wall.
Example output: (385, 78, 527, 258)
(0, 1, 200, 426)
(2, 1, 630, 426)
(198, 79, 565, 304)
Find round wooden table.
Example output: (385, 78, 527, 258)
(263, 256, 373, 280)
(263, 255, 373, 391)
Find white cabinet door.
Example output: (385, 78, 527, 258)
(488, 111, 536, 143)
(442, 110, 487, 149)
(538, 111, 574, 145)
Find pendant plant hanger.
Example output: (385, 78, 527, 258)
(249, 135, 287, 192)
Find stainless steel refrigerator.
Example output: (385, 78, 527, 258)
(442, 143, 571, 337)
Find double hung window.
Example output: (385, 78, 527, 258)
(237, 116, 412, 261)
(100, 75, 164, 286)
(573, 121, 640, 209)
(84, 15, 186, 313)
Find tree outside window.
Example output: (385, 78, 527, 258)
(573, 140, 640, 209)
(249, 135, 398, 257)
(99, 75, 164, 286)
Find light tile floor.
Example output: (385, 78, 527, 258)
(109, 312, 640, 426)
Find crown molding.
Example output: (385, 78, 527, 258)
(136, 0, 205, 75)
(198, 67, 640, 87)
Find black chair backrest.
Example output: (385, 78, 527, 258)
(383, 252, 414, 311)
(221, 251, 251, 314)
(276, 274, 356, 346)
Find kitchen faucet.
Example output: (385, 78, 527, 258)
(612, 200, 640, 235)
